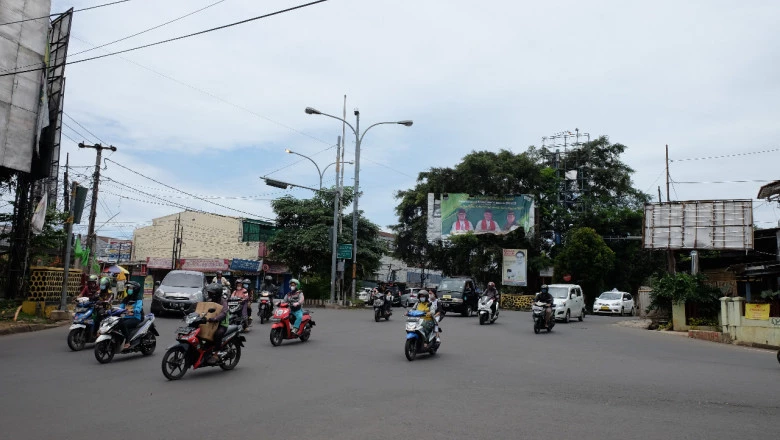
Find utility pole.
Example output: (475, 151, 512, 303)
(171, 214, 181, 270)
(63, 153, 70, 212)
(79, 143, 116, 274)
(665, 144, 676, 274)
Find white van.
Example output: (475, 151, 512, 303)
(544, 284, 586, 323)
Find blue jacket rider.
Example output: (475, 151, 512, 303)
(283, 279, 304, 335)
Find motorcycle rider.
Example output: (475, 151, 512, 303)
(98, 276, 114, 302)
(429, 289, 442, 342)
(408, 290, 435, 341)
(117, 281, 143, 350)
(282, 279, 304, 335)
(483, 281, 500, 318)
(536, 284, 554, 327)
(203, 283, 230, 363)
(212, 271, 231, 289)
(383, 288, 393, 315)
(231, 279, 250, 321)
(260, 275, 278, 297)
(241, 278, 254, 316)
(79, 274, 100, 299)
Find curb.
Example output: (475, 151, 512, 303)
(0, 320, 70, 336)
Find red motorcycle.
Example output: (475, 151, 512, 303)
(269, 302, 315, 346)
(161, 310, 246, 380)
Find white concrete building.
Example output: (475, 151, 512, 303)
(375, 232, 442, 288)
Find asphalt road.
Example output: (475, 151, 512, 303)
(0, 303, 777, 440)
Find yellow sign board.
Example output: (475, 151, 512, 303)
(745, 303, 770, 320)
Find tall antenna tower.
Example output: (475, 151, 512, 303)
(541, 128, 591, 212)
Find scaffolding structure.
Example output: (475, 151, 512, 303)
(541, 129, 591, 212)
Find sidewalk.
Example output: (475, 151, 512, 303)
(0, 320, 69, 336)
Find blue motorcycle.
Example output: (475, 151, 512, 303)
(404, 310, 440, 361)
(67, 298, 122, 351)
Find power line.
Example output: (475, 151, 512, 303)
(0, 0, 132, 26)
(104, 158, 274, 220)
(63, 112, 106, 144)
(670, 148, 780, 163)
(0, 0, 330, 77)
(70, 0, 229, 57)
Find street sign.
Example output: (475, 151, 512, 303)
(337, 244, 352, 259)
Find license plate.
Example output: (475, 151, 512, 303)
(600, 306, 609, 311)
(443, 295, 451, 299)
(176, 326, 192, 334)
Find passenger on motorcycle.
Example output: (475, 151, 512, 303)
(383, 288, 393, 314)
(231, 279, 250, 319)
(261, 275, 277, 297)
(117, 281, 143, 350)
(429, 290, 442, 342)
(483, 281, 500, 316)
(203, 283, 229, 363)
(241, 278, 254, 315)
(98, 276, 114, 302)
(536, 284, 554, 327)
(409, 290, 435, 338)
(79, 274, 100, 299)
(283, 279, 304, 335)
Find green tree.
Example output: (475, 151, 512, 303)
(268, 188, 386, 298)
(553, 227, 615, 306)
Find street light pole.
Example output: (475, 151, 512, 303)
(304, 106, 412, 301)
(285, 149, 323, 189)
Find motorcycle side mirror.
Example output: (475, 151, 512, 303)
(208, 308, 216, 313)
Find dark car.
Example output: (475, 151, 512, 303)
(150, 270, 207, 315)
(436, 277, 478, 317)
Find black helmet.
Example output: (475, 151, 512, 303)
(125, 281, 141, 300)
(541, 284, 549, 294)
(205, 283, 224, 302)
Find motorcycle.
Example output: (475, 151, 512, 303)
(93, 313, 158, 364)
(478, 294, 499, 325)
(67, 298, 123, 351)
(404, 310, 440, 361)
(160, 309, 246, 380)
(269, 301, 315, 346)
(257, 290, 274, 324)
(373, 295, 392, 322)
(532, 301, 555, 334)
(228, 296, 252, 332)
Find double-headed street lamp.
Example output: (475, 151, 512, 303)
(305, 106, 413, 300)
(285, 148, 353, 189)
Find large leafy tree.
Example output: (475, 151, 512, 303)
(553, 227, 615, 306)
(393, 137, 664, 292)
(268, 187, 386, 296)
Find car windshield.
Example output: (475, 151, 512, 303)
(548, 287, 569, 298)
(162, 273, 202, 288)
(599, 293, 622, 300)
(438, 279, 466, 291)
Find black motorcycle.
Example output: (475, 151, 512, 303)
(373, 294, 392, 322)
(532, 301, 555, 334)
(257, 290, 274, 324)
(228, 297, 252, 332)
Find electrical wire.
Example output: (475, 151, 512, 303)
(0, 0, 330, 77)
(71, 0, 229, 57)
(63, 112, 107, 144)
(0, 0, 132, 27)
(670, 148, 780, 163)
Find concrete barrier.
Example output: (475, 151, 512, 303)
(720, 297, 780, 348)
(500, 294, 535, 311)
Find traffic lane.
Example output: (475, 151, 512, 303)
(0, 308, 777, 440)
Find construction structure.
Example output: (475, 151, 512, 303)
(541, 129, 592, 212)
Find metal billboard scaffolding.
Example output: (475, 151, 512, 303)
(642, 200, 754, 250)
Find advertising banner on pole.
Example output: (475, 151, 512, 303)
(440, 194, 534, 240)
(502, 249, 528, 286)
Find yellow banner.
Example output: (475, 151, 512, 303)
(745, 303, 770, 320)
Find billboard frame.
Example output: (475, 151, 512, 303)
(642, 200, 754, 250)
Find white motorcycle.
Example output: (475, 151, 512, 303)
(94, 313, 158, 364)
(478, 294, 499, 325)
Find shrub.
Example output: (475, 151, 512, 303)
(648, 272, 722, 319)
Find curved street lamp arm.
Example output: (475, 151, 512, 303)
(358, 121, 404, 144)
(313, 111, 357, 137)
(287, 150, 323, 189)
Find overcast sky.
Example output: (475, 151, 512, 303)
(16, 0, 780, 241)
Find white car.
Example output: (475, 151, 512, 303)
(593, 290, 635, 316)
(357, 289, 371, 302)
(546, 284, 586, 323)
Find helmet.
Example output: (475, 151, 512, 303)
(125, 281, 141, 299)
(99, 277, 110, 290)
(488, 281, 496, 288)
(87, 274, 98, 286)
(242, 279, 250, 288)
(417, 289, 429, 303)
(289, 279, 300, 291)
(205, 283, 224, 302)
(541, 284, 549, 294)
(265, 275, 272, 282)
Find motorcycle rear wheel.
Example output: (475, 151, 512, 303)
(299, 323, 312, 342)
(374, 310, 381, 322)
(140, 334, 156, 355)
(270, 328, 284, 346)
(67, 328, 87, 351)
(533, 322, 541, 334)
(94, 339, 115, 364)
(479, 313, 487, 325)
(219, 340, 241, 370)
(161, 346, 189, 380)
(405, 339, 417, 361)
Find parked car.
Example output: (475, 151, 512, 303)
(150, 270, 207, 316)
(400, 288, 416, 307)
(437, 277, 479, 317)
(593, 289, 635, 316)
(545, 284, 586, 323)
(357, 289, 371, 303)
